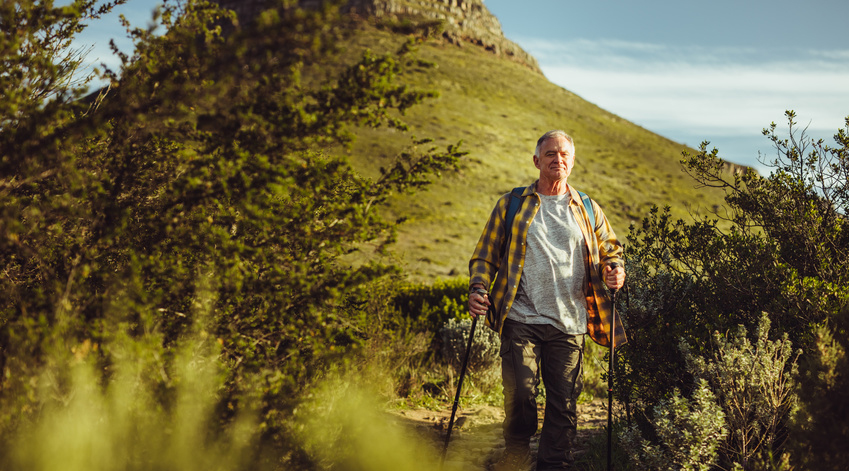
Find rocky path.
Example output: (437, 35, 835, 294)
(389, 399, 609, 470)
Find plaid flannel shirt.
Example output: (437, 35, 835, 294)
(469, 181, 627, 347)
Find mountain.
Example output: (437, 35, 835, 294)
(219, 0, 733, 281)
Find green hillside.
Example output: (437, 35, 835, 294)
(335, 23, 728, 281)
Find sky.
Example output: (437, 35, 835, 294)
(70, 0, 849, 174)
(483, 0, 849, 174)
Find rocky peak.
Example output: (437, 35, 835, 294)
(213, 0, 541, 73)
(346, 0, 540, 73)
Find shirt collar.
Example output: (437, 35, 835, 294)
(528, 179, 578, 204)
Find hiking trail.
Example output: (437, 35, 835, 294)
(389, 398, 609, 470)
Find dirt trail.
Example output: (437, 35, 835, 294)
(389, 398, 609, 470)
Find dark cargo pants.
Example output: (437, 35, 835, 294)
(500, 319, 584, 470)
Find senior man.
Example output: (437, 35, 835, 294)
(468, 130, 626, 470)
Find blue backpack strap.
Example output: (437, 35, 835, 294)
(577, 190, 595, 230)
(501, 187, 525, 258)
(505, 187, 524, 233)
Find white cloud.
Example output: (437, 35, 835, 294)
(512, 36, 849, 170)
(806, 49, 849, 62)
(542, 64, 848, 129)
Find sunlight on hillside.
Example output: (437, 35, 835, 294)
(333, 24, 731, 282)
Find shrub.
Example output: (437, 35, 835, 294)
(293, 375, 439, 471)
(790, 308, 849, 471)
(341, 277, 436, 401)
(620, 379, 728, 471)
(439, 317, 500, 375)
(681, 313, 798, 468)
(622, 113, 849, 468)
(613, 254, 699, 412)
(392, 277, 471, 334)
(438, 317, 502, 404)
(376, 15, 445, 38)
(340, 277, 505, 405)
(622, 315, 799, 471)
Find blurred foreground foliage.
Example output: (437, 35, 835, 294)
(1, 0, 465, 468)
(8, 1, 847, 470)
(618, 111, 849, 470)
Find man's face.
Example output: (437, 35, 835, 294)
(533, 135, 575, 182)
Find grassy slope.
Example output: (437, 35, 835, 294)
(335, 24, 727, 281)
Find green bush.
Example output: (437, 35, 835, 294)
(392, 277, 471, 334)
(612, 254, 699, 411)
(0, 0, 463, 464)
(620, 314, 798, 471)
(620, 112, 849, 469)
(620, 379, 728, 471)
(790, 308, 849, 471)
(376, 15, 445, 38)
(439, 317, 501, 399)
(340, 277, 437, 402)
(682, 313, 798, 469)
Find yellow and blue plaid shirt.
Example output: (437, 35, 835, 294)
(469, 181, 627, 347)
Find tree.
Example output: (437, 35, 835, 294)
(0, 0, 463, 463)
(0, 0, 125, 129)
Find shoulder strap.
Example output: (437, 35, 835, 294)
(501, 187, 525, 258)
(504, 187, 524, 234)
(577, 190, 595, 229)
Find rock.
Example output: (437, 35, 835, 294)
(212, 0, 542, 73)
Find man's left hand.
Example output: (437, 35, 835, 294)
(603, 264, 625, 290)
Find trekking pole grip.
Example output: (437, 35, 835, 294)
(609, 262, 621, 296)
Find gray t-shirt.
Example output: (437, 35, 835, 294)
(507, 193, 589, 335)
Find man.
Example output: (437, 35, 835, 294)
(468, 130, 626, 470)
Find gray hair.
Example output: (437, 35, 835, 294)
(535, 130, 575, 157)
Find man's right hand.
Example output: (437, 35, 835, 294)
(469, 288, 491, 318)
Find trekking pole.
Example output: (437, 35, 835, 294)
(441, 288, 484, 466)
(607, 262, 620, 471)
